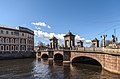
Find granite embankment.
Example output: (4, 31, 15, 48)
(0, 51, 36, 59)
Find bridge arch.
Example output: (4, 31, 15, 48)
(72, 56, 102, 66)
(41, 54, 48, 59)
(54, 53, 63, 60)
(71, 55, 103, 67)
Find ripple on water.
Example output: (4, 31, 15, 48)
(0, 58, 120, 79)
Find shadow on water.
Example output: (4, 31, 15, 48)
(54, 53, 63, 66)
(71, 63, 102, 79)
(72, 63, 102, 73)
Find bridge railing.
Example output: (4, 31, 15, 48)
(39, 47, 120, 54)
(94, 47, 103, 52)
(75, 47, 103, 52)
(104, 48, 120, 54)
(40, 47, 103, 52)
(74, 47, 120, 54)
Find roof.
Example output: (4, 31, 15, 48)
(92, 38, 99, 42)
(77, 40, 83, 43)
(64, 31, 75, 37)
(50, 36, 58, 40)
(0, 25, 34, 35)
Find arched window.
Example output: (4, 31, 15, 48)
(15, 46, 18, 51)
(6, 38, 9, 43)
(11, 46, 14, 51)
(1, 37, 4, 43)
(15, 39, 18, 44)
(6, 45, 9, 51)
(22, 46, 25, 51)
(22, 33, 24, 36)
(11, 38, 14, 43)
(1, 45, 4, 51)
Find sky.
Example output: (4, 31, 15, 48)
(0, 0, 120, 46)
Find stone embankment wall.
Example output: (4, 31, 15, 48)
(0, 51, 36, 59)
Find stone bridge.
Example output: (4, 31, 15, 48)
(37, 47, 120, 74)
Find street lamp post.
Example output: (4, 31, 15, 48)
(101, 34, 107, 47)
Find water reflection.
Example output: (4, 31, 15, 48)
(0, 58, 119, 79)
(34, 59, 120, 79)
(54, 60, 63, 66)
(0, 58, 34, 79)
(71, 63, 102, 79)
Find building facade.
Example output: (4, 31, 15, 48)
(0, 26, 34, 53)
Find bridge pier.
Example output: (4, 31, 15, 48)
(63, 51, 71, 63)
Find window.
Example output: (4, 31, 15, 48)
(15, 39, 18, 43)
(11, 46, 14, 51)
(22, 33, 24, 36)
(6, 45, 9, 51)
(1, 45, 4, 51)
(20, 46, 25, 51)
(1, 37, 4, 43)
(15, 46, 18, 51)
(24, 39, 26, 44)
(22, 46, 25, 51)
(6, 31, 9, 34)
(14, 31, 19, 36)
(6, 38, 9, 43)
(1, 30, 3, 34)
(11, 38, 14, 43)
(11, 32, 13, 35)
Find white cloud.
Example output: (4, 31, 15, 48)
(34, 30, 91, 44)
(47, 25, 51, 29)
(34, 30, 64, 40)
(75, 35, 85, 41)
(31, 22, 46, 26)
(35, 26, 41, 30)
(85, 40, 92, 44)
(31, 22, 51, 29)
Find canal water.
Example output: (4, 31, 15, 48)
(0, 58, 120, 79)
